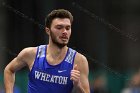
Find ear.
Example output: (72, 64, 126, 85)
(45, 27, 50, 35)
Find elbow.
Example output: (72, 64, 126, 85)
(4, 65, 10, 73)
(4, 65, 15, 75)
(4, 65, 15, 83)
(4, 65, 9, 74)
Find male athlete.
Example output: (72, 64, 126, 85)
(4, 9, 90, 93)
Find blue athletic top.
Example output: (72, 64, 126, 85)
(28, 45, 77, 93)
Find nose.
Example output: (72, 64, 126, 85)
(62, 29, 67, 35)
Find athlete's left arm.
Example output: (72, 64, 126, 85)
(72, 53, 90, 93)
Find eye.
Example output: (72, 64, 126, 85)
(66, 26, 71, 30)
(56, 26, 63, 29)
(56, 25, 63, 30)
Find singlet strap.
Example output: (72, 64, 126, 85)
(36, 45, 46, 69)
(64, 48, 77, 65)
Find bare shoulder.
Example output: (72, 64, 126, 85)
(17, 47, 37, 64)
(4, 47, 38, 72)
(74, 52, 89, 72)
(75, 52, 88, 64)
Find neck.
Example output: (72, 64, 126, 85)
(47, 42, 68, 59)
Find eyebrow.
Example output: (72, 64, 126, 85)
(56, 24, 71, 27)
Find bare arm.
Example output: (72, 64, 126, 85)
(71, 53, 90, 93)
(4, 47, 36, 93)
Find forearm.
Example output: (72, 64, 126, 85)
(4, 68, 15, 93)
(75, 85, 85, 93)
(75, 82, 89, 93)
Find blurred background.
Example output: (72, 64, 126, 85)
(0, 0, 140, 93)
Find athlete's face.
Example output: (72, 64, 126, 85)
(47, 18, 71, 48)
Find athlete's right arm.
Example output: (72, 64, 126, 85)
(4, 47, 36, 93)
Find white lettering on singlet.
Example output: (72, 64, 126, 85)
(34, 71, 68, 85)
(35, 71, 42, 79)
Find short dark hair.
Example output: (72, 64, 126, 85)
(45, 9, 73, 28)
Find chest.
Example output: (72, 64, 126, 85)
(46, 55, 65, 66)
(32, 56, 73, 77)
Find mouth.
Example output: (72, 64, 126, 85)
(60, 36, 68, 39)
(59, 36, 68, 41)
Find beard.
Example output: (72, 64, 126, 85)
(50, 31, 68, 48)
